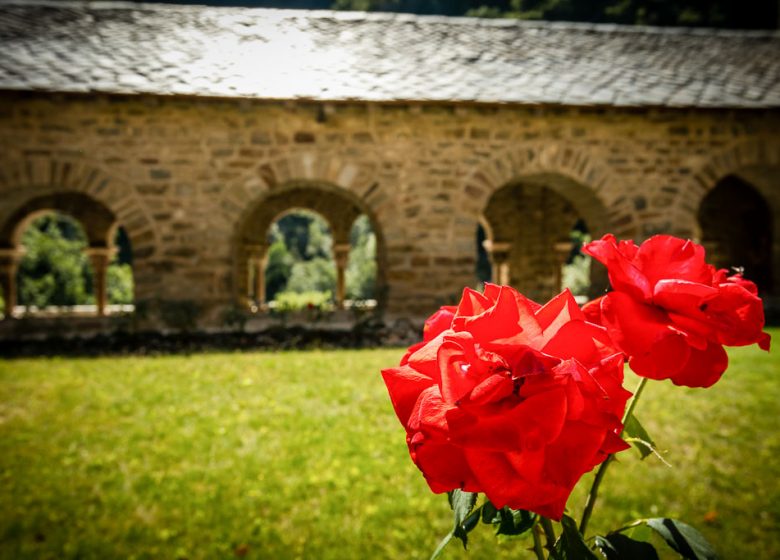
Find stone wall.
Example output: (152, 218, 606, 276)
(1, 91, 778, 329)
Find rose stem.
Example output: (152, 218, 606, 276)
(579, 376, 649, 534)
(532, 523, 546, 560)
(540, 516, 558, 555)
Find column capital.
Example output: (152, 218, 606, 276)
(333, 243, 351, 266)
(243, 242, 269, 261)
(0, 247, 25, 265)
(84, 246, 117, 261)
(483, 240, 511, 263)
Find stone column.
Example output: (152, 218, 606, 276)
(333, 243, 351, 309)
(244, 243, 269, 310)
(483, 240, 511, 286)
(0, 248, 23, 319)
(85, 247, 115, 316)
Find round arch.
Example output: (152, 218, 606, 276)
(0, 157, 158, 260)
(459, 144, 619, 236)
(1, 192, 117, 249)
(0, 157, 155, 317)
(234, 180, 387, 311)
(464, 146, 615, 302)
(686, 141, 780, 297)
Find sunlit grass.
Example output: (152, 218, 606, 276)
(0, 332, 777, 559)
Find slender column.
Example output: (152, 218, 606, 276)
(85, 247, 115, 316)
(482, 240, 511, 286)
(0, 248, 23, 319)
(333, 243, 351, 309)
(244, 243, 269, 310)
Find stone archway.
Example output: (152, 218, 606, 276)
(481, 175, 608, 302)
(234, 180, 386, 311)
(698, 175, 773, 293)
(687, 141, 780, 297)
(0, 192, 119, 316)
(464, 145, 615, 302)
(0, 157, 158, 316)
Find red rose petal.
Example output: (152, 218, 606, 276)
(635, 235, 712, 289)
(600, 292, 690, 380)
(669, 340, 728, 388)
(381, 365, 435, 426)
(583, 235, 652, 301)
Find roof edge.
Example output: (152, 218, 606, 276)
(0, 0, 777, 37)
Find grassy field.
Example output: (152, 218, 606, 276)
(0, 333, 778, 559)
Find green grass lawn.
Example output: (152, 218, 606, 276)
(0, 332, 778, 559)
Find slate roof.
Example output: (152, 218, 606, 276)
(1, 0, 779, 108)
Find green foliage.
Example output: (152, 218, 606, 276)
(561, 255, 591, 296)
(645, 518, 718, 560)
(107, 263, 134, 305)
(330, 0, 776, 28)
(15, 214, 134, 309)
(346, 215, 377, 301)
(286, 259, 337, 294)
(264, 211, 377, 304)
(561, 227, 592, 296)
(432, 490, 479, 558)
(17, 214, 92, 308)
(556, 514, 600, 559)
(264, 234, 294, 302)
(481, 503, 536, 536)
(272, 290, 334, 312)
(595, 533, 660, 559)
(623, 414, 658, 460)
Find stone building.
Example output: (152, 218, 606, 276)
(0, 0, 779, 334)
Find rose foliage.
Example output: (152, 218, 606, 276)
(382, 284, 631, 520)
(583, 234, 770, 387)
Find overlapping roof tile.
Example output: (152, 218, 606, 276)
(1, 0, 778, 107)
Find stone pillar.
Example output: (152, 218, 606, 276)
(0, 248, 23, 319)
(244, 243, 269, 310)
(85, 247, 115, 316)
(483, 240, 511, 286)
(333, 243, 351, 309)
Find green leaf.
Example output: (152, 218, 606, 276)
(595, 534, 660, 559)
(623, 415, 656, 460)
(556, 514, 600, 560)
(448, 489, 479, 535)
(645, 518, 719, 560)
(480, 502, 536, 537)
(481, 501, 501, 524)
(497, 508, 536, 536)
(430, 490, 480, 559)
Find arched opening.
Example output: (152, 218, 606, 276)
(16, 212, 95, 312)
(236, 182, 385, 314)
(0, 192, 133, 318)
(698, 175, 773, 294)
(481, 175, 607, 303)
(262, 209, 337, 312)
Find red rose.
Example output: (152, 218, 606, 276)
(381, 284, 631, 520)
(583, 234, 770, 388)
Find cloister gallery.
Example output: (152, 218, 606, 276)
(0, 1, 779, 335)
